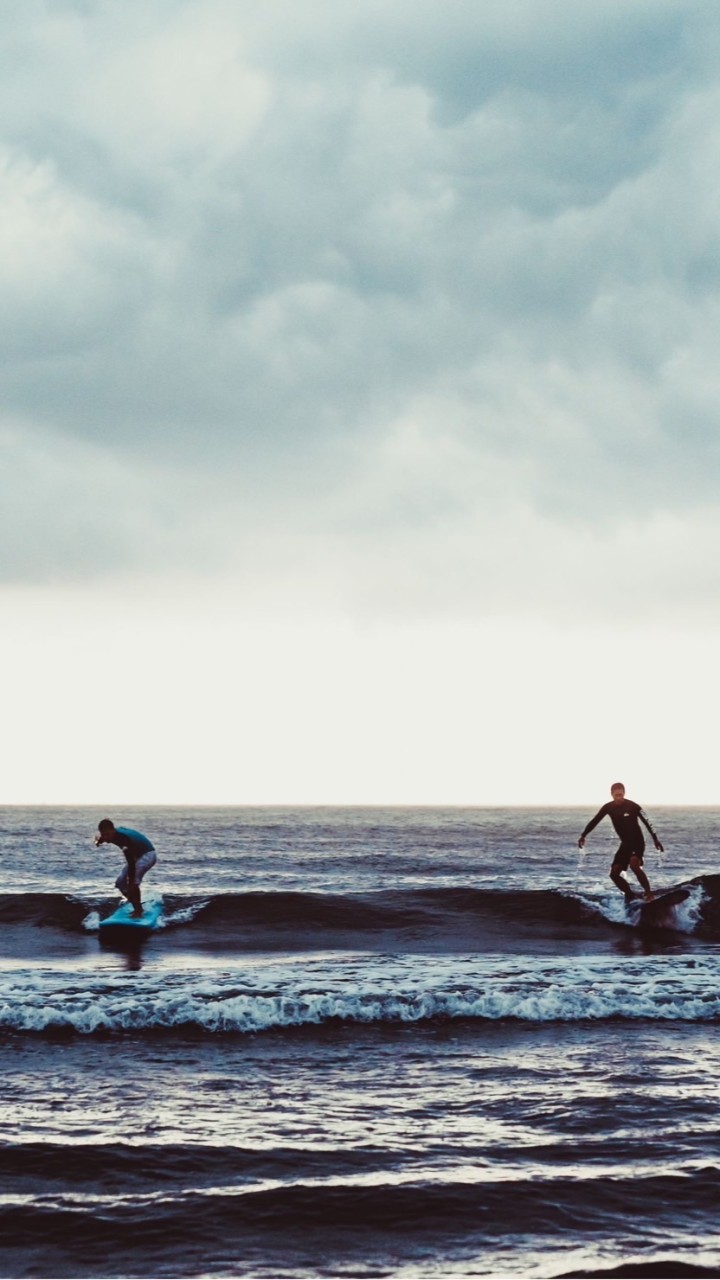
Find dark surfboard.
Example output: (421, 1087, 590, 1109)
(627, 886, 690, 927)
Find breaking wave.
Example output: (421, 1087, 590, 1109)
(2, 874, 719, 952)
(3, 953, 720, 1035)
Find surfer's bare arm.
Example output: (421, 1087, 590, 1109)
(639, 808, 664, 852)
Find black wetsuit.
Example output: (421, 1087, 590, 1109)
(581, 800, 659, 869)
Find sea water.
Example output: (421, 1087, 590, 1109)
(1, 805, 719, 1278)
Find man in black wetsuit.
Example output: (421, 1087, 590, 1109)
(578, 782, 664, 901)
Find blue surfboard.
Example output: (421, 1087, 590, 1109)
(99, 900, 163, 934)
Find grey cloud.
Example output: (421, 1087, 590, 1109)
(2, 0, 720, 609)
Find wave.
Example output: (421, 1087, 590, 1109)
(3, 953, 720, 1034)
(0, 1140, 400, 1191)
(3, 1165, 718, 1280)
(5, 1137, 718, 1196)
(559, 1264, 719, 1279)
(2, 875, 720, 950)
(2, 1166, 719, 1241)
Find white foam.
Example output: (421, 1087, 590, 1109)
(580, 883, 706, 934)
(674, 884, 705, 932)
(159, 899, 210, 929)
(2, 953, 720, 1034)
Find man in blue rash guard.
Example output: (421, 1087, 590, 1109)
(95, 819, 157, 917)
(578, 782, 664, 901)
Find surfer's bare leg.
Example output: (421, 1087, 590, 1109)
(629, 855, 652, 899)
(126, 880, 143, 917)
(610, 865, 634, 900)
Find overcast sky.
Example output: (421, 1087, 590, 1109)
(3, 0, 720, 806)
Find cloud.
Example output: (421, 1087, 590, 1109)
(2, 0, 720, 622)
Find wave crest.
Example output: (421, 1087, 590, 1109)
(3, 955, 720, 1035)
(3, 876, 720, 946)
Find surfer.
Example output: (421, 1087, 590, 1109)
(578, 783, 664, 902)
(95, 819, 157, 918)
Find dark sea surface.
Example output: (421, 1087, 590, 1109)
(1, 805, 720, 1279)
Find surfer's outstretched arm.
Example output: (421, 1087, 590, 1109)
(638, 808, 664, 852)
(578, 804, 609, 848)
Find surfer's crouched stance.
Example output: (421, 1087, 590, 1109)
(95, 819, 157, 918)
(578, 782, 664, 901)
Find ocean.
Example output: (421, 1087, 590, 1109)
(1, 805, 720, 1280)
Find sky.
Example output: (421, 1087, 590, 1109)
(3, 0, 720, 805)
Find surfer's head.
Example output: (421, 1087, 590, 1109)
(610, 783, 625, 801)
(95, 817, 117, 848)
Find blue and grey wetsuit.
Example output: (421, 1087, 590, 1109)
(114, 827, 157, 893)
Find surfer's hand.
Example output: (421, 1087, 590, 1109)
(578, 836, 585, 849)
(654, 839, 664, 852)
